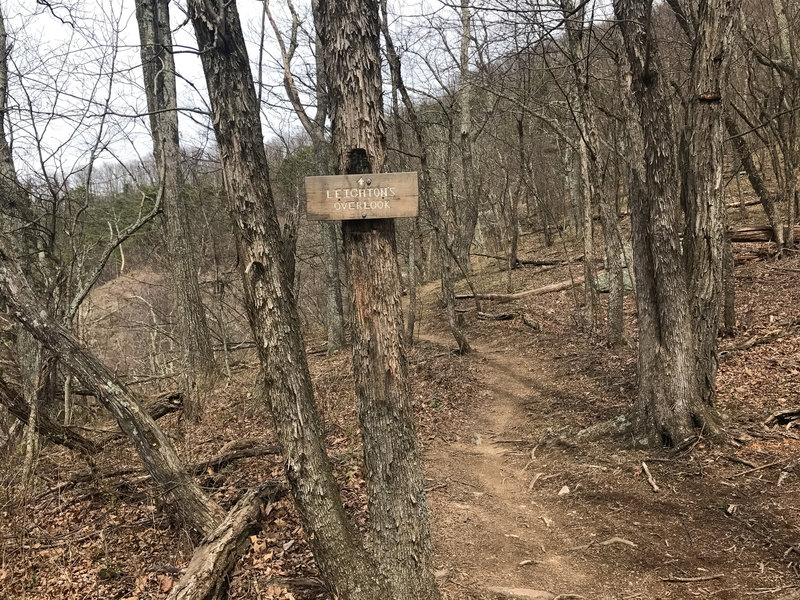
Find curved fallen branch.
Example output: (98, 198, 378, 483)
(189, 439, 281, 475)
(729, 225, 800, 243)
(0, 380, 100, 455)
(166, 480, 287, 600)
(42, 438, 282, 500)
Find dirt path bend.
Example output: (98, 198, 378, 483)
(419, 331, 596, 600)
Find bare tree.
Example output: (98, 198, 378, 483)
(264, 0, 346, 354)
(668, 0, 741, 406)
(381, 0, 471, 353)
(614, 0, 719, 445)
(187, 1, 389, 597)
(135, 0, 216, 421)
(559, 0, 625, 343)
(319, 0, 441, 595)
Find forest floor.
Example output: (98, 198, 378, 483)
(414, 241, 800, 600)
(1, 220, 800, 600)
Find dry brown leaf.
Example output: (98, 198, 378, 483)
(158, 574, 174, 593)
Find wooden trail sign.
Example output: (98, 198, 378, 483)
(305, 172, 418, 221)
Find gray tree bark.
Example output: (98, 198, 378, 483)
(187, 2, 385, 598)
(0, 379, 100, 455)
(614, 1, 719, 445)
(680, 0, 741, 404)
(135, 0, 216, 421)
(166, 482, 286, 600)
(320, 0, 441, 597)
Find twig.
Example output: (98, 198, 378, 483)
(600, 536, 636, 547)
(663, 574, 724, 583)
(732, 459, 790, 477)
(424, 482, 448, 493)
(722, 455, 757, 469)
(642, 462, 660, 492)
(569, 536, 637, 551)
(528, 472, 543, 490)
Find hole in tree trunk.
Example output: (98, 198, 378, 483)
(347, 148, 371, 175)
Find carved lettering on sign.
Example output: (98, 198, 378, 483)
(305, 172, 418, 220)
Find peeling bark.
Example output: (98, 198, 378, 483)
(187, 2, 384, 598)
(320, 0, 441, 597)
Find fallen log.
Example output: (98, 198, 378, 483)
(720, 316, 800, 360)
(725, 199, 761, 210)
(51, 438, 282, 492)
(0, 380, 100, 455)
(764, 407, 800, 427)
(476, 312, 516, 321)
(517, 254, 584, 266)
(470, 253, 584, 268)
(456, 276, 585, 303)
(166, 480, 287, 600)
(734, 252, 768, 265)
(262, 577, 328, 597)
(521, 313, 541, 330)
(729, 225, 800, 243)
(99, 391, 184, 446)
(189, 438, 281, 475)
(59, 389, 182, 421)
(146, 391, 183, 420)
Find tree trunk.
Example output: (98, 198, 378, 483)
(265, 0, 346, 354)
(320, 0, 440, 597)
(721, 232, 736, 335)
(440, 239, 471, 353)
(577, 139, 597, 330)
(135, 0, 216, 421)
(187, 3, 384, 598)
(561, 0, 623, 343)
(19, 333, 41, 488)
(724, 113, 784, 248)
(614, 1, 718, 446)
(1, 8, 51, 481)
(683, 0, 740, 405)
(598, 198, 625, 346)
(321, 220, 346, 353)
(406, 220, 419, 346)
(380, 0, 468, 354)
(0, 244, 223, 537)
(457, 0, 478, 270)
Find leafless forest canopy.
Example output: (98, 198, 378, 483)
(0, 0, 799, 599)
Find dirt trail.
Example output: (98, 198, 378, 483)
(419, 330, 595, 600)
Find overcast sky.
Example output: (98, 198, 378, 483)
(1, 0, 456, 191)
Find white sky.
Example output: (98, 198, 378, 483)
(1, 0, 464, 192)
